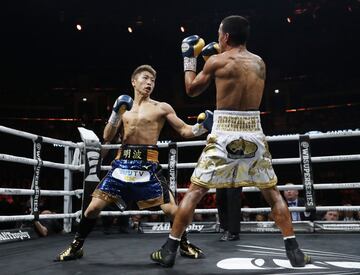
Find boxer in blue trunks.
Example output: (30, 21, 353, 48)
(55, 64, 212, 262)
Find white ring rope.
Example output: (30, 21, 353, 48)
(272, 155, 360, 165)
(1, 126, 360, 224)
(98, 205, 360, 216)
(0, 153, 83, 171)
(100, 129, 360, 150)
(101, 153, 360, 171)
(2, 205, 360, 223)
(0, 212, 81, 222)
(0, 125, 82, 148)
(3, 152, 358, 172)
(266, 130, 360, 142)
(2, 183, 360, 197)
(177, 182, 360, 193)
(0, 188, 83, 197)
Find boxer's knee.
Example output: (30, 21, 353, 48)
(84, 198, 107, 218)
(186, 183, 208, 205)
(161, 202, 178, 219)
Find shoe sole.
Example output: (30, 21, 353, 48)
(179, 250, 205, 259)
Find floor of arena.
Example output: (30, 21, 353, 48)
(1, 232, 360, 275)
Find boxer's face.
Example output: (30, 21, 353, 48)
(218, 24, 227, 53)
(132, 71, 155, 96)
(218, 23, 229, 53)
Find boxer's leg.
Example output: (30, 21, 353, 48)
(151, 184, 208, 267)
(261, 186, 312, 267)
(55, 198, 109, 261)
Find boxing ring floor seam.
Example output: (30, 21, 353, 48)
(1, 232, 360, 275)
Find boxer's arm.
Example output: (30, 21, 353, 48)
(162, 103, 212, 138)
(161, 103, 195, 138)
(185, 55, 217, 97)
(103, 122, 118, 144)
(102, 123, 117, 159)
(103, 95, 131, 158)
(103, 94, 132, 144)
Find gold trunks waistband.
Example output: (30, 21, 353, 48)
(213, 110, 262, 132)
(115, 145, 159, 162)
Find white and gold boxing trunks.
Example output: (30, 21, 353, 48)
(191, 110, 277, 189)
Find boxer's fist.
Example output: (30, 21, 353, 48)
(112, 95, 133, 114)
(181, 35, 205, 72)
(192, 110, 213, 136)
(181, 35, 205, 58)
(108, 95, 133, 126)
(197, 110, 213, 132)
(202, 42, 220, 61)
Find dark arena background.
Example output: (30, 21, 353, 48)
(0, 1, 360, 274)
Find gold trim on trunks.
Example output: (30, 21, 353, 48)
(92, 189, 119, 203)
(190, 176, 277, 190)
(137, 195, 164, 209)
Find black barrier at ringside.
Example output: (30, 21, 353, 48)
(299, 135, 316, 214)
(0, 227, 38, 244)
(31, 136, 43, 221)
(167, 142, 178, 202)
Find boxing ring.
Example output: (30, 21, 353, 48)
(1, 125, 360, 274)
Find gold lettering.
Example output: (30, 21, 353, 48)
(215, 114, 260, 131)
(123, 149, 131, 158)
(132, 150, 142, 159)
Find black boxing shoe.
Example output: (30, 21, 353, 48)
(179, 239, 205, 259)
(150, 247, 177, 267)
(286, 248, 312, 267)
(219, 231, 240, 242)
(54, 239, 84, 262)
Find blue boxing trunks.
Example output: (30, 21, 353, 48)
(92, 144, 170, 209)
(191, 110, 277, 189)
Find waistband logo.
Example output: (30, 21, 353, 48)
(215, 116, 260, 132)
(112, 168, 150, 183)
(122, 149, 143, 160)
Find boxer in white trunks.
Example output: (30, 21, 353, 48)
(151, 15, 312, 268)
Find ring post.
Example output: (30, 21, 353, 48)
(167, 142, 178, 202)
(31, 136, 43, 221)
(299, 135, 316, 217)
(78, 127, 101, 217)
(63, 146, 73, 233)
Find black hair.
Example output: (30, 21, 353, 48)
(131, 64, 156, 81)
(221, 15, 250, 46)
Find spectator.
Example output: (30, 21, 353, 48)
(255, 213, 267, 222)
(32, 210, 63, 237)
(241, 205, 251, 222)
(21, 200, 63, 237)
(283, 183, 315, 221)
(322, 210, 340, 221)
(341, 204, 356, 221)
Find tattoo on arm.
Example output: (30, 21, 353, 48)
(258, 60, 266, 80)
